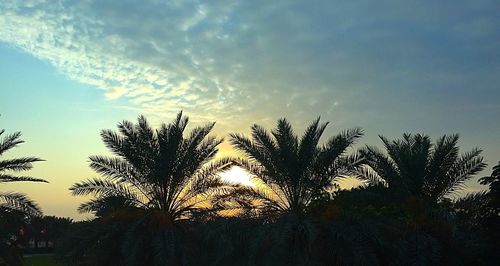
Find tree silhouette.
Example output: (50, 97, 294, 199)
(449, 162, 500, 264)
(478, 161, 500, 257)
(356, 134, 487, 265)
(229, 118, 364, 218)
(51, 114, 500, 265)
(479, 161, 500, 211)
(67, 112, 237, 264)
(359, 134, 486, 203)
(70, 111, 233, 222)
(0, 129, 46, 217)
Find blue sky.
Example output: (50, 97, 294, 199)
(0, 0, 499, 219)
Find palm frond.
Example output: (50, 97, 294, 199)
(89, 155, 137, 181)
(70, 178, 143, 205)
(439, 148, 486, 199)
(252, 124, 278, 154)
(0, 129, 46, 217)
(230, 118, 362, 218)
(0, 191, 42, 216)
(362, 133, 486, 204)
(479, 161, 500, 186)
(426, 135, 459, 178)
(0, 174, 48, 183)
(272, 118, 298, 154)
(353, 166, 386, 186)
(0, 131, 22, 155)
(173, 159, 235, 207)
(321, 127, 364, 166)
(77, 195, 138, 214)
(298, 118, 327, 166)
(71, 111, 230, 222)
(0, 157, 43, 172)
(229, 133, 265, 162)
(100, 129, 126, 157)
(232, 158, 268, 181)
(359, 145, 400, 187)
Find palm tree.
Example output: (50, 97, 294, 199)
(0, 129, 46, 217)
(68, 112, 236, 264)
(479, 161, 500, 211)
(357, 134, 486, 265)
(453, 161, 500, 231)
(478, 161, 500, 257)
(224, 118, 363, 265)
(70, 111, 233, 223)
(359, 134, 486, 204)
(229, 117, 364, 218)
(450, 163, 500, 265)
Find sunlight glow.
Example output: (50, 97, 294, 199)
(219, 166, 254, 187)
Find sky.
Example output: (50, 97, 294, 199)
(0, 0, 499, 220)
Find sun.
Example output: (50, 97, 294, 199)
(219, 166, 254, 187)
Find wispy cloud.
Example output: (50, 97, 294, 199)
(1, 0, 499, 132)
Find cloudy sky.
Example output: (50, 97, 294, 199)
(1, 0, 499, 219)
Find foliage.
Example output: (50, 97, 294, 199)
(23, 255, 62, 266)
(358, 134, 486, 204)
(42, 115, 500, 265)
(229, 117, 363, 218)
(0, 129, 47, 217)
(479, 161, 500, 212)
(64, 112, 239, 265)
(0, 128, 47, 266)
(70, 111, 234, 222)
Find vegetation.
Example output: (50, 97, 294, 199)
(0, 128, 47, 266)
(70, 112, 234, 220)
(23, 255, 62, 266)
(229, 118, 363, 218)
(0, 129, 46, 217)
(2, 114, 499, 265)
(359, 134, 486, 203)
(63, 112, 235, 265)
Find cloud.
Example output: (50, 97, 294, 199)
(0, 0, 499, 133)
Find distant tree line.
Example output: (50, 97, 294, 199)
(1, 112, 499, 265)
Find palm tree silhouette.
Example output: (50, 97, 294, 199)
(359, 134, 486, 203)
(478, 161, 500, 247)
(479, 161, 500, 206)
(229, 118, 364, 218)
(0, 129, 46, 217)
(357, 134, 487, 265)
(70, 111, 233, 222)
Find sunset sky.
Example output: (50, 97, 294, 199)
(1, 0, 499, 220)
